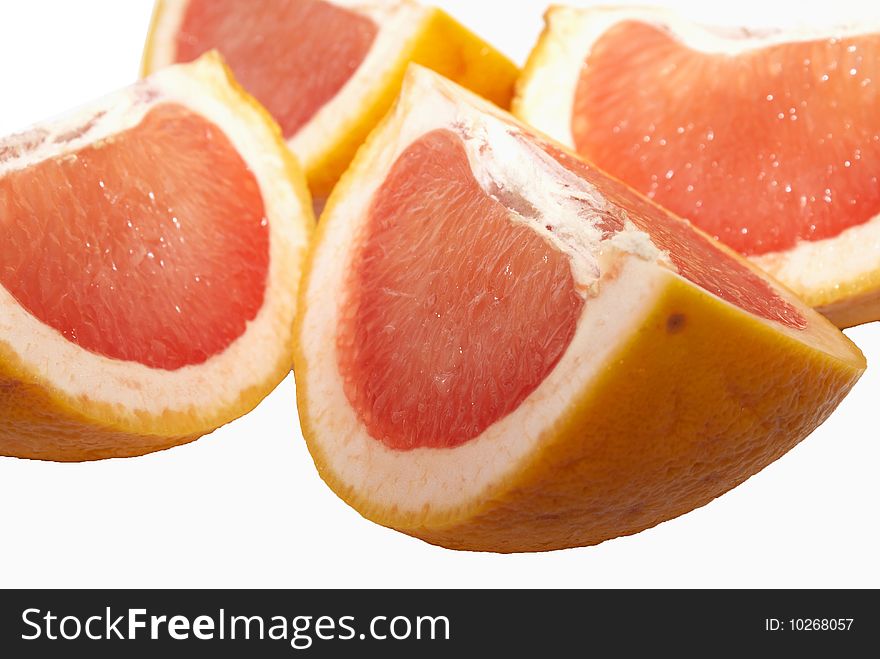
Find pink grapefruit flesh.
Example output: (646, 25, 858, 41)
(175, 0, 378, 139)
(337, 126, 806, 453)
(543, 143, 807, 330)
(573, 21, 880, 255)
(338, 129, 583, 450)
(0, 103, 269, 370)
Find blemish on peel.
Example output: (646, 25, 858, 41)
(666, 313, 687, 334)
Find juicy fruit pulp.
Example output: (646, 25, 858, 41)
(543, 143, 807, 330)
(0, 103, 269, 370)
(176, 0, 378, 139)
(574, 21, 880, 255)
(337, 124, 806, 452)
(339, 129, 583, 450)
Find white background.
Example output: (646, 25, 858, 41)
(0, 0, 878, 588)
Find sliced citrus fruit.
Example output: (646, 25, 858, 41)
(294, 66, 864, 553)
(142, 0, 519, 199)
(0, 53, 313, 461)
(515, 7, 880, 328)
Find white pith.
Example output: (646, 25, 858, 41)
(752, 213, 880, 303)
(300, 67, 835, 516)
(515, 5, 880, 309)
(457, 115, 671, 292)
(0, 54, 310, 420)
(144, 0, 430, 173)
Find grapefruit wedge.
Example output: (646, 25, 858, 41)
(515, 7, 880, 328)
(294, 66, 865, 553)
(0, 53, 313, 461)
(142, 0, 519, 199)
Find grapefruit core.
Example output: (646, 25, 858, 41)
(0, 53, 314, 461)
(142, 0, 520, 198)
(514, 7, 880, 328)
(294, 66, 864, 552)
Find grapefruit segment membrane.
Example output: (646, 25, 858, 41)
(0, 53, 313, 461)
(540, 143, 807, 330)
(295, 67, 864, 552)
(514, 6, 880, 327)
(143, 0, 520, 197)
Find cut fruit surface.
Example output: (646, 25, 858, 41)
(295, 66, 864, 552)
(1, 104, 268, 370)
(542, 143, 807, 331)
(143, 0, 519, 198)
(0, 53, 313, 461)
(174, 0, 378, 140)
(339, 128, 583, 450)
(514, 6, 880, 327)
